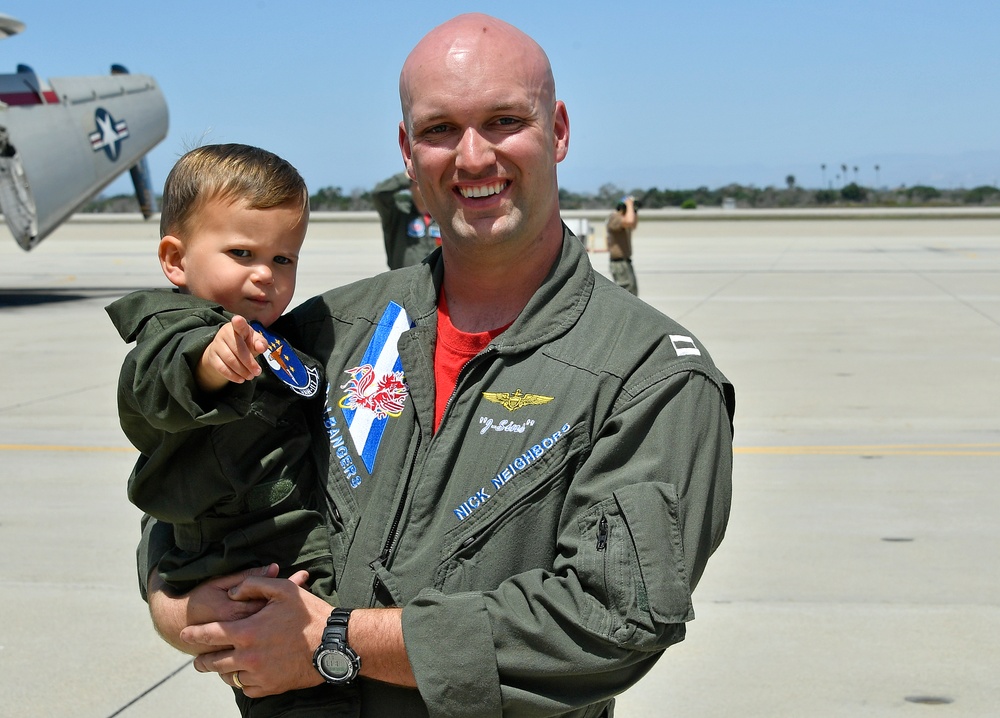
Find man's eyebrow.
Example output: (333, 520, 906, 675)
(410, 111, 450, 128)
(484, 95, 539, 113)
(411, 100, 535, 127)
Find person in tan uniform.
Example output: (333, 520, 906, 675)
(606, 195, 639, 295)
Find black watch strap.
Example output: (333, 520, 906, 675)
(313, 607, 360, 685)
(325, 607, 353, 643)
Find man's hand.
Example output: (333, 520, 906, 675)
(196, 316, 268, 392)
(621, 196, 638, 229)
(147, 564, 298, 655)
(182, 573, 330, 698)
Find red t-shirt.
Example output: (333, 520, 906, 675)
(434, 291, 509, 431)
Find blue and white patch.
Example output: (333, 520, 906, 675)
(250, 321, 320, 397)
(407, 216, 441, 239)
(339, 301, 414, 474)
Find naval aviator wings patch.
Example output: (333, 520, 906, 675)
(338, 301, 414, 473)
(482, 389, 553, 412)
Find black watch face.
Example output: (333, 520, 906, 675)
(320, 649, 353, 679)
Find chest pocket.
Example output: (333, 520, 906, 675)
(433, 422, 587, 592)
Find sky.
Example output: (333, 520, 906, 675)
(4, 0, 998, 198)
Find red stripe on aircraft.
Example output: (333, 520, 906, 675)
(0, 90, 60, 105)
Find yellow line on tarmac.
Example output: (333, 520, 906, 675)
(0, 444, 134, 453)
(735, 444, 1000, 456)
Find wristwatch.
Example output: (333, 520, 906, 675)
(313, 608, 361, 685)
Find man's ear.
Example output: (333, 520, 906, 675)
(553, 100, 570, 164)
(158, 235, 187, 288)
(399, 121, 416, 181)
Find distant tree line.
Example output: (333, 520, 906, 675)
(556, 181, 1000, 210)
(84, 180, 1000, 213)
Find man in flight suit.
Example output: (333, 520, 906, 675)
(141, 13, 736, 718)
(372, 171, 440, 270)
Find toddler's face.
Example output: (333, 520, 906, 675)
(173, 197, 307, 327)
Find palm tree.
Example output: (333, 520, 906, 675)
(853, 166, 859, 183)
(821, 163, 827, 187)
(875, 164, 881, 188)
(841, 164, 848, 187)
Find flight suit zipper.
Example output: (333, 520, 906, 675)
(369, 346, 496, 603)
(370, 431, 420, 604)
(441, 345, 496, 419)
(597, 515, 608, 551)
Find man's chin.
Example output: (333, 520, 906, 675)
(453, 212, 521, 245)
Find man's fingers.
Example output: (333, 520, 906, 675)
(254, 563, 282, 579)
(209, 563, 279, 592)
(190, 645, 236, 673)
(181, 621, 237, 650)
(227, 574, 293, 603)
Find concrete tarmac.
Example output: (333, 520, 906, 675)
(1, 212, 998, 717)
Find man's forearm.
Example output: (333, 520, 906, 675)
(351, 608, 417, 688)
(146, 566, 281, 655)
(147, 570, 201, 654)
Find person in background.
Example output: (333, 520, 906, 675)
(606, 194, 639, 295)
(372, 171, 439, 269)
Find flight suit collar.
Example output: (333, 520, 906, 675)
(411, 226, 594, 355)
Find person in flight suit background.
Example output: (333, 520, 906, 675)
(372, 171, 440, 269)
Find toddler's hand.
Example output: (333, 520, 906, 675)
(196, 315, 268, 391)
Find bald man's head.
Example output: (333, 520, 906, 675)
(395, 14, 570, 253)
(399, 13, 556, 132)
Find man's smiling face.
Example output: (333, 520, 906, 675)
(398, 15, 569, 255)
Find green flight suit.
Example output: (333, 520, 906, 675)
(109, 289, 335, 593)
(140, 230, 735, 718)
(110, 289, 362, 718)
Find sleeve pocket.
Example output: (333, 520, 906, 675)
(614, 482, 694, 624)
(578, 482, 693, 648)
